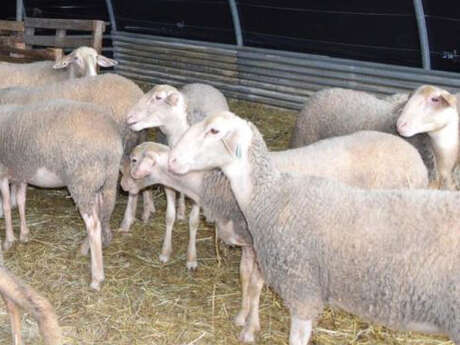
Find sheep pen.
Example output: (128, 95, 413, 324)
(0, 87, 456, 345)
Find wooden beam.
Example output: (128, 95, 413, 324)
(0, 20, 24, 32)
(25, 18, 103, 32)
(24, 34, 92, 48)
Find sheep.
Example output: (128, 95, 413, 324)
(0, 250, 61, 345)
(120, 130, 428, 342)
(0, 46, 117, 88)
(126, 83, 229, 269)
(169, 111, 460, 345)
(0, 100, 123, 290)
(396, 85, 459, 190)
(0, 73, 154, 232)
(289, 86, 459, 189)
(269, 130, 428, 189)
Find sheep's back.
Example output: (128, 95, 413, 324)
(0, 100, 123, 183)
(272, 131, 428, 189)
(0, 61, 67, 88)
(182, 83, 229, 125)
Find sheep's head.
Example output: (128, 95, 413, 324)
(53, 46, 118, 77)
(130, 142, 169, 179)
(169, 111, 252, 175)
(397, 85, 458, 137)
(120, 142, 169, 193)
(127, 85, 186, 132)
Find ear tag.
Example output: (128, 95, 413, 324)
(235, 144, 242, 159)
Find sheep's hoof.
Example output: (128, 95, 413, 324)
(19, 232, 30, 243)
(142, 213, 152, 224)
(239, 329, 255, 343)
(159, 254, 170, 263)
(3, 239, 15, 251)
(119, 219, 134, 232)
(234, 312, 247, 327)
(102, 230, 113, 247)
(117, 226, 131, 234)
(90, 280, 102, 291)
(142, 206, 155, 224)
(186, 260, 198, 270)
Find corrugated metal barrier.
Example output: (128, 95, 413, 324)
(113, 30, 460, 110)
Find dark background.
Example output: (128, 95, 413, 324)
(2, 0, 459, 72)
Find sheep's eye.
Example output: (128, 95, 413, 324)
(131, 158, 137, 164)
(431, 97, 440, 103)
(155, 95, 162, 101)
(210, 128, 219, 135)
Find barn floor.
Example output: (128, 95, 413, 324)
(0, 99, 454, 345)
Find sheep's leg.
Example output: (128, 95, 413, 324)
(99, 174, 118, 247)
(186, 202, 200, 270)
(160, 187, 176, 263)
(240, 262, 264, 343)
(10, 183, 17, 212)
(0, 178, 15, 250)
(17, 183, 29, 243)
(119, 193, 138, 232)
(142, 189, 155, 223)
(177, 192, 186, 221)
(1, 296, 23, 345)
(0, 266, 62, 345)
(235, 246, 255, 327)
(289, 317, 312, 345)
(80, 199, 104, 291)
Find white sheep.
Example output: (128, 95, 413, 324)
(289, 86, 459, 190)
(169, 111, 459, 345)
(0, 100, 123, 290)
(0, 73, 154, 234)
(396, 85, 459, 190)
(126, 83, 229, 269)
(0, 46, 117, 88)
(0, 47, 118, 219)
(121, 129, 428, 342)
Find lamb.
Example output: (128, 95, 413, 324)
(289, 86, 459, 189)
(120, 130, 427, 342)
(126, 83, 229, 269)
(0, 100, 123, 290)
(0, 73, 154, 232)
(0, 46, 117, 88)
(169, 111, 460, 345)
(0, 250, 61, 345)
(396, 85, 459, 190)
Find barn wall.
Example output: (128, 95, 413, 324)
(113, 30, 460, 110)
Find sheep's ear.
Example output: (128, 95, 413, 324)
(120, 157, 131, 175)
(166, 93, 179, 106)
(97, 55, 118, 67)
(53, 54, 73, 69)
(222, 130, 242, 159)
(440, 93, 457, 108)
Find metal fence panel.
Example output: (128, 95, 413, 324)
(112, 30, 460, 110)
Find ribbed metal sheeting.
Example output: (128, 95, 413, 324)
(113, 30, 460, 110)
